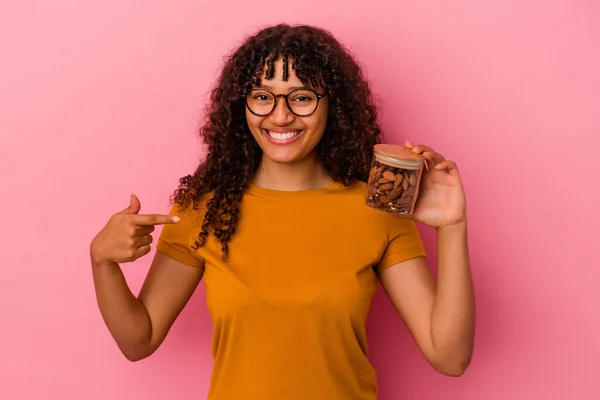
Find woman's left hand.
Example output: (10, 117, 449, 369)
(403, 140, 467, 229)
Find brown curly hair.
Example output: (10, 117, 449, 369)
(171, 23, 383, 260)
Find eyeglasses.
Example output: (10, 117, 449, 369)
(244, 88, 327, 117)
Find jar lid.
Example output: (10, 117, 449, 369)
(374, 144, 424, 168)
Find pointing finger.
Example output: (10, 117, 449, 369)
(135, 214, 180, 226)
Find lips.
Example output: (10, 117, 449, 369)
(263, 129, 304, 145)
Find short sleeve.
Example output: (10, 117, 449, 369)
(375, 215, 427, 273)
(156, 202, 205, 268)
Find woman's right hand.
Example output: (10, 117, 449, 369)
(90, 194, 180, 265)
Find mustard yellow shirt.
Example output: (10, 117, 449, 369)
(156, 179, 426, 400)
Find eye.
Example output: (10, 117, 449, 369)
(254, 94, 271, 101)
(248, 90, 274, 102)
(290, 92, 317, 103)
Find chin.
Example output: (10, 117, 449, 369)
(262, 148, 307, 164)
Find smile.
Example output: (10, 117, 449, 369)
(263, 129, 304, 145)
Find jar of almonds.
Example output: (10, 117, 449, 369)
(365, 144, 425, 216)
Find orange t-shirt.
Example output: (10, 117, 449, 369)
(156, 179, 426, 400)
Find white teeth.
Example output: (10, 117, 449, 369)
(267, 130, 299, 140)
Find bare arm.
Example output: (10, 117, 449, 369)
(92, 252, 204, 361)
(90, 194, 204, 361)
(92, 252, 203, 361)
(378, 222, 474, 376)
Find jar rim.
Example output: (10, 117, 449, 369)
(374, 144, 424, 168)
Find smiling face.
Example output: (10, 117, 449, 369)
(245, 58, 328, 164)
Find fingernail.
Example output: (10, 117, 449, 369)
(172, 216, 180, 223)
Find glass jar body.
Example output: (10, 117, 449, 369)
(365, 150, 425, 216)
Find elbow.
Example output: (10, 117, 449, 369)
(432, 356, 472, 377)
(119, 344, 155, 362)
(123, 351, 149, 363)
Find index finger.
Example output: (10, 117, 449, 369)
(413, 144, 445, 169)
(412, 144, 440, 156)
(134, 214, 180, 226)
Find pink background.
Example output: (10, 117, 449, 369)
(1, 1, 598, 399)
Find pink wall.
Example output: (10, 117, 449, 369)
(1, 1, 598, 399)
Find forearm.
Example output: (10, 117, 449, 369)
(91, 259, 153, 361)
(430, 221, 475, 374)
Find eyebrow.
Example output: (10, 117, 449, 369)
(256, 84, 309, 91)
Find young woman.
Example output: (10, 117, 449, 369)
(90, 23, 475, 400)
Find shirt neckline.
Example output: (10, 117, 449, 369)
(246, 179, 345, 198)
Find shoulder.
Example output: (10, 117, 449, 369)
(167, 194, 212, 228)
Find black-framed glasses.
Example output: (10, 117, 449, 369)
(244, 88, 327, 117)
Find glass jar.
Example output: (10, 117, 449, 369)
(365, 144, 425, 216)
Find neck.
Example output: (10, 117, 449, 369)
(252, 152, 331, 191)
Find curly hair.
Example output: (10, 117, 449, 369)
(171, 23, 382, 260)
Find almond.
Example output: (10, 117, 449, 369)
(393, 174, 403, 187)
(366, 159, 422, 215)
(398, 198, 411, 206)
(388, 187, 402, 200)
(383, 170, 396, 181)
(409, 173, 416, 186)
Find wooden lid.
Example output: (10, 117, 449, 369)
(374, 144, 424, 167)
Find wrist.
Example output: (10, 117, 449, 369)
(437, 219, 467, 234)
(90, 241, 115, 268)
(90, 255, 117, 269)
(91, 258, 118, 270)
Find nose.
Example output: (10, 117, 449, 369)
(269, 96, 295, 125)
